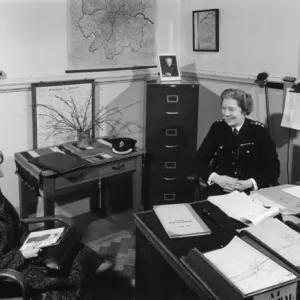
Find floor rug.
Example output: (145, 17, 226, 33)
(85, 229, 136, 283)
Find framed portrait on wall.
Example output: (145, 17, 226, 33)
(193, 9, 219, 52)
(158, 53, 181, 81)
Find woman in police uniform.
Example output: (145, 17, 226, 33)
(192, 88, 280, 197)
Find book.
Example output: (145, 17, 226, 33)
(208, 191, 280, 226)
(29, 152, 91, 174)
(204, 236, 297, 296)
(153, 203, 211, 238)
(241, 218, 300, 267)
(20, 227, 65, 251)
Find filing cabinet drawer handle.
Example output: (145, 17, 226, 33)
(112, 163, 125, 170)
(165, 145, 178, 148)
(165, 112, 179, 115)
(164, 194, 175, 201)
(164, 177, 177, 181)
(167, 95, 178, 103)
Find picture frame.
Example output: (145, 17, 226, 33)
(32, 79, 95, 149)
(193, 9, 219, 52)
(158, 53, 181, 81)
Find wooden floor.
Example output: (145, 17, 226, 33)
(74, 209, 135, 244)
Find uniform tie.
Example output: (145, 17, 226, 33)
(233, 128, 238, 135)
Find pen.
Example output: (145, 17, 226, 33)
(200, 208, 226, 230)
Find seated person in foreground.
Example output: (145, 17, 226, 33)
(192, 88, 280, 198)
(0, 188, 113, 300)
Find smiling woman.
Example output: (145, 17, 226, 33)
(191, 88, 280, 198)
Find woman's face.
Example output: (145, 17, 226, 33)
(221, 98, 245, 127)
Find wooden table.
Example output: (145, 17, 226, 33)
(15, 139, 145, 228)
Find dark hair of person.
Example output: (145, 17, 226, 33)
(220, 89, 253, 115)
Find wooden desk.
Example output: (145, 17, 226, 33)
(15, 140, 145, 228)
(134, 201, 240, 300)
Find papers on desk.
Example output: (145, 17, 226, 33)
(282, 186, 300, 199)
(204, 236, 297, 295)
(241, 218, 300, 267)
(153, 203, 211, 238)
(208, 191, 280, 226)
(250, 185, 300, 215)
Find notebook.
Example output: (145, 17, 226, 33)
(153, 203, 211, 238)
(29, 152, 91, 174)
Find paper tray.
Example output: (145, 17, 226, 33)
(181, 237, 300, 300)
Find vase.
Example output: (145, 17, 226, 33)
(77, 131, 90, 148)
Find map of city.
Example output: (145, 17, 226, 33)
(67, 0, 157, 70)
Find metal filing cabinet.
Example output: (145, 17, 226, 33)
(144, 80, 199, 209)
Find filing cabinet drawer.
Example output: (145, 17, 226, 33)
(146, 125, 198, 156)
(145, 185, 195, 209)
(146, 86, 198, 126)
(145, 156, 193, 182)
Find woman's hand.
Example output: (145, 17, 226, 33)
(235, 179, 253, 191)
(212, 174, 240, 192)
(21, 245, 41, 259)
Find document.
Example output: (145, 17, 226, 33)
(204, 236, 296, 295)
(208, 191, 279, 226)
(281, 88, 300, 131)
(153, 203, 211, 238)
(250, 185, 300, 215)
(282, 186, 300, 199)
(20, 227, 65, 251)
(242, 218, 300, 267)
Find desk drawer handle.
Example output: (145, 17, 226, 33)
(165, 112, 179, 115)
(164, 177, 176, 181)
(112, 163, 125, 170)
(67, 173, 84, 181)
(164, 145, 178, 148)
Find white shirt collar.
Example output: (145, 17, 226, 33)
(232, 121, 245, 132)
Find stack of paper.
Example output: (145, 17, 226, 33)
(204, 236, 297, 295)
(153, 203, 211, 238)
(208, 191, 280, 226)
(242, 218, 300, 267)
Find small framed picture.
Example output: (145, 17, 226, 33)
(158, 53, 181, 81)
(193, 9, 219, 52)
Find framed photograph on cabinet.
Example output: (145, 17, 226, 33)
(193, 9, 219, 52)
(158, 53, 181, 81)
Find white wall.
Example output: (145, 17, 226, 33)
(0, 0, 178, 79)
(179, 0, 300, 79)
(0, 0, 170, 208)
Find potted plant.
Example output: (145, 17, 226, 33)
(35, 94, 139, 148)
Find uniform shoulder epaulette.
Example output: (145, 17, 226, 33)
(250, 120, 265, 128)
(215, 119, 225, 123)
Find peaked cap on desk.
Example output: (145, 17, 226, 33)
(111, 137, 137, 154)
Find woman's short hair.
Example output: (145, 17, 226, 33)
(220, 89, 253, 115)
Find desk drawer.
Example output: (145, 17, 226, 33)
(55, 167, 99, 188)
(99, 159, 136, 178)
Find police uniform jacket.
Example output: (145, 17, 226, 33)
(192, 118, 280, 189)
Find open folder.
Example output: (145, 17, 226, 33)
(208, 191, 280, 226)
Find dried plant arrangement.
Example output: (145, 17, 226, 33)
(35, 93, 139, 142)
